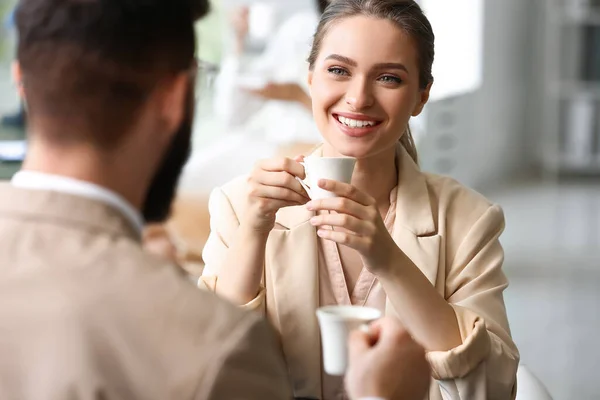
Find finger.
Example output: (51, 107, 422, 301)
(316, 228, 365, 249)
(317, 179, 375, 206)
(307, 197, 371, 220)
(310, 213, 375, 235)
(251, 185, 309, 205)
(255, 171, 310, 199)
(348, 330, 371, 360)
(251, 198, 305, 218)
(258, 158, 306, 180)
(364, 322, 383, 345)
(294, 154, 306, 163)
(369, 317, 408, 345)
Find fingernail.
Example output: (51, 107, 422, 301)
(306, 201, 314, 210)
(310, 217, 318, 225)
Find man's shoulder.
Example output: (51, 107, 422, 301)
(1, 251, 267, 360)
(0, 262, 270, 399)
(87, 247, 259, 333)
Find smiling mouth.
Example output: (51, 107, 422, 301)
(333, 114, 383, 129)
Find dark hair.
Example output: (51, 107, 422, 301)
(307, 0, 435, 164)
(15, 0, 209, 148)
(316, 0, 330, 14)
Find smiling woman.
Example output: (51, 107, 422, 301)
(200, 1, 519, 399)
(307, 1, 433, 165)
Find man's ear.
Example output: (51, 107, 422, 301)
(412, 82, 432, 117)
(12, 62, 25, 99)
(156, 73, 189, 138)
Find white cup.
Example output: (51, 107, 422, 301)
(316, 305, 382, 376)
(300, 156, 357, 200)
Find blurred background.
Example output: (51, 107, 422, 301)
(1, 0, 599, 398)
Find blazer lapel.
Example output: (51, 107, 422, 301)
(387, 146, 442, 314)
(266, 204, 321, 398)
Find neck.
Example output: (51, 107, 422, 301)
(22, 138, 151, 211)
(323, 144, 398, 207)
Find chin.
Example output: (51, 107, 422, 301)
(323, 130, 394, 160)
(323, 136, 379, 159)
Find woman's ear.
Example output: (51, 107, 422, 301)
(412, 82, 432, 117)
(307, 70, 314, 94)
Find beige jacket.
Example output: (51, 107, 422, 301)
(202, 144, 520, 400)
(0, 184, 292, 400)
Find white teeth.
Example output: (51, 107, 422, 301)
(337, 116, 377, 128)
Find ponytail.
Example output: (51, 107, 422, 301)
(400, 126, 418, 165)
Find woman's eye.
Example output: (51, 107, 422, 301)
(327, 67, 348, 76)
(379, 75, 402, 84)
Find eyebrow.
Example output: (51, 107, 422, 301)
(324, 54, 409, 73)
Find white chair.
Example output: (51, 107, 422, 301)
(517, 365, 553, 400)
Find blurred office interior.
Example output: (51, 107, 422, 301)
(1, 1, 599, 398)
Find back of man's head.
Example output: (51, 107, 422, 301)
(15, 0, 208, 147)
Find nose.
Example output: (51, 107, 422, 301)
(345, 77, 374, 110)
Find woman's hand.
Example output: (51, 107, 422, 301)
(243, 156, 310, 234)
(306, 179, 400, 274)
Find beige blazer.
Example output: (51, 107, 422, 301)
(202, 144, 520, 400)
(0, 184, 292, 400)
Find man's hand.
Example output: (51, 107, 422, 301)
(346, 318, 430, 400)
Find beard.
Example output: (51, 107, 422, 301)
(142, 84, 195, 223)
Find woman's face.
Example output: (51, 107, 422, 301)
(308, 16, 431, 159)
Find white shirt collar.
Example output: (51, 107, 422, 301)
(11, 171, 144, 234)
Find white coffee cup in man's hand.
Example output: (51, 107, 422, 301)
(346, 317, 431, 400)
(316, 305, 382, 376)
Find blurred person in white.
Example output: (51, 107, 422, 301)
(201, 0, 520, 399)
(0, 0, 430, 399)
(213, 0, 331, 151)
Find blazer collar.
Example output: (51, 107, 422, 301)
(11, 171, 144, 235)
(275, 143, 437, 237)
(0, 183, 141, 241)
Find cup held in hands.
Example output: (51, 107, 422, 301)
(316, 305, 382, 376)
(298, 156, 356, 200)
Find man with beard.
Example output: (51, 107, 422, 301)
(0, 0, 431, 399)
(0, 0, 293, 398)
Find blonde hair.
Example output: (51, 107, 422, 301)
(401, 126, 419, 164)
